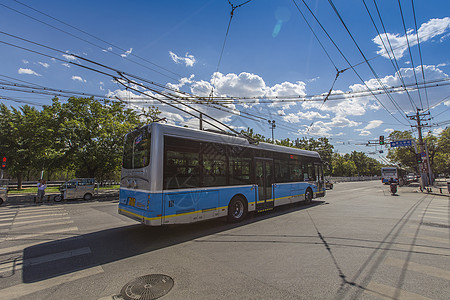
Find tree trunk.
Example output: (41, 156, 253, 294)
(17, 173, 23, 190)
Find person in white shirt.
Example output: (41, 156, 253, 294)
(37, 179, 47, 203)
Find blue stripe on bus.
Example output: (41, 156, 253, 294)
(119, 181, 323, 224)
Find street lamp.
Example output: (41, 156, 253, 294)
(268, 120, 276, 143)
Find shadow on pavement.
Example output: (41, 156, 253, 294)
(21, 200, 324, 283)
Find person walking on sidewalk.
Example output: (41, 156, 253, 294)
(37, 179, 47, 203)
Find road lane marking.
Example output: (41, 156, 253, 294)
(384, 257, 450, 281)
(17, 209, 66, 216)
(0, 265, 104, 300)
(12, 216, 71, 225)
(0, 237, 83, 256)
(410, 225, 448, 233)
(404, 234, 450, 245)
(421, 211, 448, 216)
(395, 244, 450, 256)
(0, 247, 91, 273)
(6, 226, 79, 241)
(14, 213, 68, 221)
(365, 282, 432, 300)
(0, 212, 17, 216)
(11, 220, 74, 231)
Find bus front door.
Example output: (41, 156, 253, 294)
(255, 159, 274, 212)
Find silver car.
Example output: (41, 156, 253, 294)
(54, 178, 98, 202)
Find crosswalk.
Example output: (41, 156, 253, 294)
(363, 196, 450, 300)
(0, 204, 104, 300)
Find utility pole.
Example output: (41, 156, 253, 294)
(268, 120, 276, 143)
(407, 108, 432, 188)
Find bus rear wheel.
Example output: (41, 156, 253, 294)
(83, 193, 92, 201)
(227, 195, 247, 223)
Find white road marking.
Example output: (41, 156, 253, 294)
(365, 282, 432, 300)
(12, 216, 71, 226)
(0, 265, 104, 300)
(395, 244, 450, 256)
(14, 213, 68, 221)
(0, 237, 83, 256)
(11, 220, 74, 231)
(0, 247, 91, 273)
(384, 256, 450, 281)
(6, 226, 79, 241)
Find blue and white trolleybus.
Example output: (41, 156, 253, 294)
(119, 123, 326, 225)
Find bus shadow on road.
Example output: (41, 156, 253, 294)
(21, 200, 324, 283)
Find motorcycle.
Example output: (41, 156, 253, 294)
(390, 182, 398, 195)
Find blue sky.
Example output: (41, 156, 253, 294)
(1, 0, 449, 161)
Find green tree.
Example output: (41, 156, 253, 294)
(293, 137, 334, 175)
(59, 97, 159, 182)
(0, 104, 44, 189)
(386, 130, 417, 171)
(434, 127, 450, 176)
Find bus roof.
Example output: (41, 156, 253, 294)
(141, 123, 321, 160)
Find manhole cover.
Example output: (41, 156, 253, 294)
(120, 274, 174, 300)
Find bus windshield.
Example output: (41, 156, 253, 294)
(122, 128, 151, 169)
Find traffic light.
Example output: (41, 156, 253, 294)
(416, 153, 423, 164)
(1, 156, 6, 169)
(379, 135, 384, 145)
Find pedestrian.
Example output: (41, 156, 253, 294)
(37, 179, 47, 203)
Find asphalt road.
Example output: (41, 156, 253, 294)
(0, 181, 449, 300)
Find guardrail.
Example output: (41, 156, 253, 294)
(7, 181, 119, 190)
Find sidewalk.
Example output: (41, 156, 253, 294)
(1, 189, 119, 206)
(421, 180, 450, 198)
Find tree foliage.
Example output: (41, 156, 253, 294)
(386, 128, 450, 176)
(0, 97, 160, 188)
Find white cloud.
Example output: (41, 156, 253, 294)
(348, 64, 450, 113)
(364, 120, 383, 130)
(38, 62, 49, 68)
(121, 48, 133, 58)
(18, 68, 41, 76)
(373, 17, 450, 59)
(384, 128, 394, 134)
(355, 120, 383, 136)
(22, 59, 29, 64)
(62, 63, 71, 68)
(102, 47, 113, 53)
(282, 111, 329, 123)
(71, 75, 86, 83)
(169, 51, 196, 67)
(297, 116, 361, 137)
(62, 54, 77, 61)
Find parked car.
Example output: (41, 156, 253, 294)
(0, 179, 8, 206)
(54, 178, 98, 202)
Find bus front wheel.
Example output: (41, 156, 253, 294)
(304, 188, 313, 205)
(227, 195, 247, 223)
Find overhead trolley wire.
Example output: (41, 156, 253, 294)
(1, 2, 181, 82)
(362, 0, 417, 112)
(396, 0, 424, 110)
(295, 0, 409, 126)
(209, 0, 254, 98)
(327, 0, 412, 120)
(411, 0, 430, 112)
